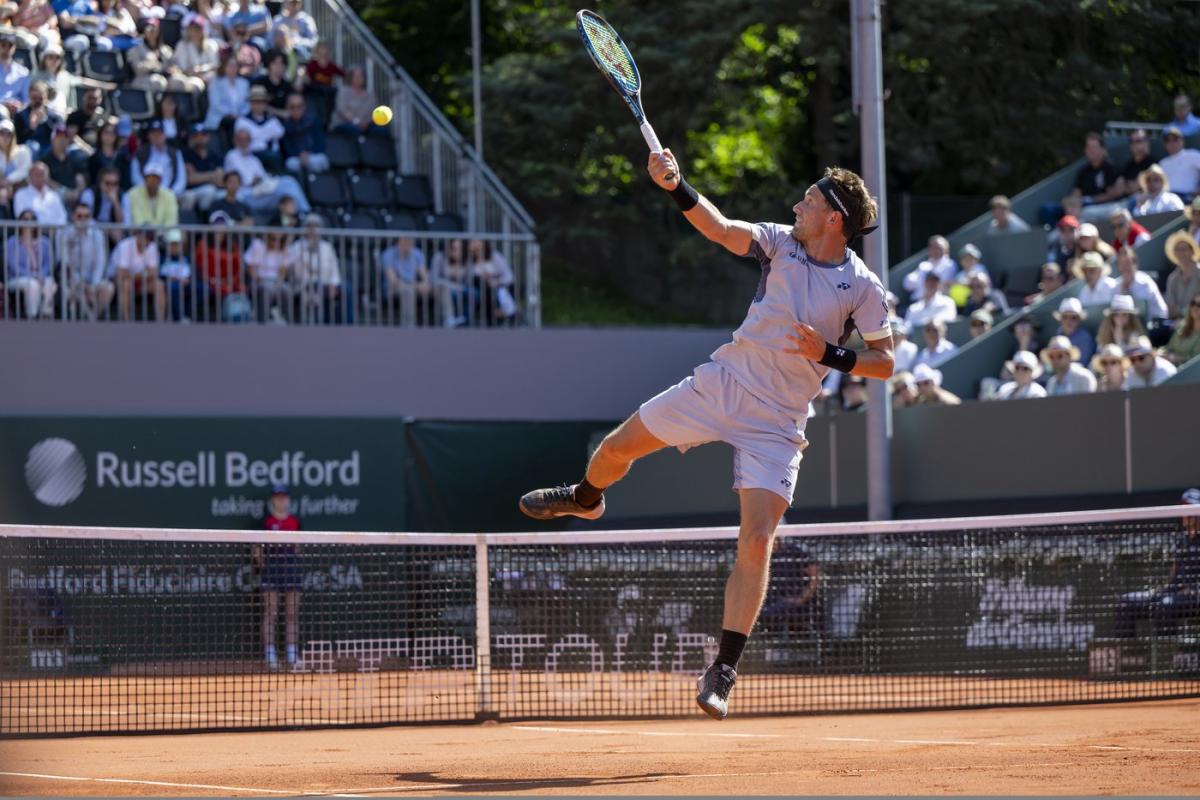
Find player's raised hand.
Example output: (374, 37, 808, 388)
(648, 149, 680, 190)
(783, 321, 826, 361)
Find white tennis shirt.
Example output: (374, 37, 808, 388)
(711, 222, 891, 425)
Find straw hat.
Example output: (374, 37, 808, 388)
(1165, 229, 1200, 267)
(1053, 297, 1088, 321)
(1077, 222, 1100, 239)
(912, 363, 942, 388)
(1071, 251, 1111, 281)
(1137, 163, 1170, 195)
(1005, 349, 1043, 380)
(1104, 294, 1137, 317)
(1041, 334, 1081, 366)
(1186, 196, 1200, 218)
(1089, 343, 1128, 373)
(1124, 335, 1154, 358)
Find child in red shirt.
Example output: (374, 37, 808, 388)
(255, 485, 302, 669)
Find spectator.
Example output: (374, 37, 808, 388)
(1165, 293, 1200, 366)
(195, 211, 248, 320)
(901, 234, 956, 302)
(837, 374, 868, 412)
(243, 229, 293, 323)
(1164, 230, 1200, 321)
(224, 122, 310, 217)
(252, 484, 302, 670)
(1166, 95, 1200, 137)
(109, 227, 163, 320)
(1091, 343, 1129, 392)
(272, 0, 315, 58)
(913, 318, 957, 369)
(269, 194, 300, 228)
(1114, 489, 1200, 640)
(157, 94, 186, 144)
(1113, 247, 1167, 321)
(912, 363, 960, 406)
(903, 271, 956, 329)
(380, 234, 434, 327)
(65, 87, 106, 151)
(180, 123, 224, 213)
(1134, 164, 1183, 217)
(55, 0, 102, 54)
(890, 318, 918, 372)
(85, 119, 121, 186)
(333, 64, 386, 137)
(0, 29, 29, 116)
(126, 18, 174, 93)
(1042, 335, 1097, 396)
(123, 161, 178, 227)
(987, 194, 1030, 234)
(431, 238, 472, 327)
(1109, 208, 1151, 252)
(223, 0, 270, 48)
(91, 0, 137, 50)
(288, 213, 341, 324)
(1072, 251, 1118, 308)
(1024, 262, 1065, 307)
(955, 242, 987, 283)
(5, 208, 55, 317)
(759, 539, 825, 639)
(1047, 215, 1077, 268)
(1119, 129, 1157, 204)
(1070, 132, 1124, 218)
(57, 201, 113, 319)
(298, 39, 341, 108)
(79, 165, 126, 232)
(468, 238, 516, 324)
(281, 92, 327, 174)
(13, 161, 66, 225)
(159, 228, 192, 321)
(204, 53, 250, 133)
(224, 20, 263, 77)
(267, 26, 302, 83)
(253, 50, 293, 117)
(995, 350, 1046, 401)
(1052, 297, 1095, 364)
(39, 124, 86, 206)
(192, 0, 231, 38)
(890, 371, 919, 408)
(239, 85, 285, 172)
(1123, 335, 1177, 389)
(968, 308, 993, 339)
(1187, 198, 1200, 245)
(1158, 126, 1200, 203)
(29, 44, 78, 117)
(15, 80, 62, 159)
(170, 14, 221, 89)
(1012, 315, 1042, 359)
(13, 0, 59, 51)
(962, 271, 1008, 318)
(1075, 221, 1116, 264)
(208, 169, 252, 224)
(130, 119, 187, 196)
(0, 117, 31, 207)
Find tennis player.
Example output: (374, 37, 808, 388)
(520, 150, 894, 719)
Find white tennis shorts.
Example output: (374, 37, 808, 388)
(638, 361, 807, 504)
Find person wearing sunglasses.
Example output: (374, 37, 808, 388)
(1165, 295, 1200, 366)
(1158, 125, 1200, 203)
(1122, 336, 1177, 389)
(1090, 343, 1129, 392)
(1119, 128, 1158, 204)
(1134, 164, 1183, 217)
(995, 350, 1047, 401)
(1164, 230, 1200, 320)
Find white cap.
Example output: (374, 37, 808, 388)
(912, 363, 942, 387)
(1078, 222, 1100, 238)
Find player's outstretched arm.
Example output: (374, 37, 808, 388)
(648, 150, 753, 256)
(784, 322, 895, 380)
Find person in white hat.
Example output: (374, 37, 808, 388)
(1042, 335, 1096, 396)
(1073, 221, 1116, 264)
(0, 116, 31, 207)
(1163, 229, 1200, 320)
(1097, 294, 1147, 349)
(1114, 247, 1168, 320)
(1052, 296, 1097, 364)
(1072, 250, 1118, 307)
(954, 242, 989, 285)
(890, 371, 919, 408)
(1134, 164, 1184, 217)
(1090, 343, 1130, 392)
(1113, 487, 1200, 639)
(995, 350, 1046, 401)
(1123, 335, 1177, 389)
(912, 363, 960, 406)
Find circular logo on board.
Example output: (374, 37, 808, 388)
(25, 438, 87, 507)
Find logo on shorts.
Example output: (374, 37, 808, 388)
(26, 438, 87, 506)
(780, 477, 793, 489)
(837, 282, 850, 291)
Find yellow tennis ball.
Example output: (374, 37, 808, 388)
(372, 106, 393, 126)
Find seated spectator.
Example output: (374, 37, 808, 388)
(0, 117, 31, 207)
(1165, 293, 1200, 366)
(1114, 489, 1200, 640)
(1070, 132, 1124, 220)
(1159, 126, 1200, 203)
(181, 124, 224, 213)
(40, 124, 87, 206)
(1113, 247, 1167, 320)
(156, 94, 187, 144)
(208, 169, 253, 224)
(759, 539, 826, 638)
(1119, 129, 1157, 205)
(109, 227, 163, 320)
(1052, 297, 1095, 364)
(281, 93, 327, 174)
(890, 319, 917, 372)
(253, 50, 294, 117)
(170, 14, 221, 90)
(298, 39, 342, 107)
(126, 18, 175, 93)
(955, 243, 987, 282)
(1047, 215, 1077, 268)
(15, 80, 62, 158)
(1134, 164, 1183, 216)
(1109, 208, 1150, 252)
(1012, 315, 1042, 358)
(12, 0, 57, 52)
(901, 234, 956, 302)
(379, 235, 432, 326)
(5, 208, 55, 317)
(1042, 335, 1097, 396)
(86, 120, 122, 186)
(1072, 251, 1118, 308)
(57, 202, 113, 319)
(268, 26, 302, 83)
(431, 238, 472, 327)
(65, 88, 106, 151)
(243, 230, 293, 323)
(962, 271, 1008, 318)
(123, 161, 179, 227)
(903, 271, 956, 328)
(1164, 230, 1200, 320)
(14, 161, 66, 225)
(1024, 262, 1065, 306)
(890, 371, 919, 408)
(912, 363, 960, 406)
(223, 0, 270, 49)
(1074, 221, 1116, 264)
(193, 0, 232, 36)
(1091, 343, 1129, 392)
(995, 350, 1046, 400)
(159, 228, 192, 322)
(1123, 335, 1177, 388)
(468, 238, 517, 324)
(987, 194, 1030, 234)
(333, 64, 387, 137)
(91, 0, 138, 51)
(1165, 94, 1200, 137)
(30, 44, 81, 118)
(196, 212, 248, 320)
(239, 86, 285, 172)
(224, 122, 311, 217)
(968, 308, 993, 339)
(1187, 198, 1200, 245)
(79, 166, 126, 234)
(288, 213, 341, 323)
(913, 318, 957, 369)
(272, 0, 315, 59)
(0, 30, 29, 117)
(269, 194, 300, 228)
(55, 0, 103, 55)
(205, 53, 250, 134)
(224, 21, 263, 77)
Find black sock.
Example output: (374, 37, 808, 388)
(573, 479, 604, 508)
(715, 629, 748, 670)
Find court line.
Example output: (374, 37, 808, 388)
(511, 724, 783, 739)
(0, 771, 300, 795)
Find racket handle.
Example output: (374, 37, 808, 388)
(639, 121, 663, 154)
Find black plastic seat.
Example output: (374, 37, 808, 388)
(159, 14, 183, 48)
(390, 173, 433, 211)
(348, 171, 391, 209)
(423, 212, 464, 232)
(306, 171, 350, 210)
(325, 132, 360, 170)
(341, 209, 382, 230)
(358, 135, 397, 171)
(82, 50, 124, 83)
(383, 210, 422, 232)
(112, 87, 155, 121)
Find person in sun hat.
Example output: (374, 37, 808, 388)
(1113, 488, 1200, 639)
(1096, 293, 1146, 349)
(1090, 343, 1130, 392)
(1134, 164, 1184, 217)
(1042, 335, 1096, 396)
(1122, 335, 1177, 389)
(252, 484, 303, 670)
(1052, 296, 1096, 364)
(995, 350, 1046, 400)
(1164, 229, 1200, 320)
(912, 363, 960, 406)
(1072, 249, 1118, 307)
(1184, 196, 1200, 245)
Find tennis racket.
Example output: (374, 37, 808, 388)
(576, 9, 673, 179)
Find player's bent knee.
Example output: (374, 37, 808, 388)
(737, 527, 775, 567)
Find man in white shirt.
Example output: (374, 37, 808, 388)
(1157, 126, 1200, 202)
(1123, 336, 1177, 388)
(239, 85, 285, 170)
(13, 162, 67, 226)
(901, 234, 957, 301)
(224, 122, 310, 217)
(903, 271, 957, 329)
(889, 319, 918, 373)
(0, 30, 29, 116)
(109, 229, 164, 322)
(287, 213, 342, 323)
(1042, 336, 1097, 396)
(1114, 247, 1168, 320)
(913, 318, 957, 369)
(1074, 250, 1118, 308)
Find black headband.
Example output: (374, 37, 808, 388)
(816, 176, 879, 241)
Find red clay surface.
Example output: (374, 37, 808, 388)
(2, 699, 1199, 795)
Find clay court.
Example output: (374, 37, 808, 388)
(1, 698, 1198, 796)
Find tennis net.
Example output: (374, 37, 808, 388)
(2, 504, 1199, 736)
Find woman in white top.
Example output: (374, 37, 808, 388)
(1113, 247, 1168, 319)
(204, 53, 250, 131)
(468, 238, 516, 324)
(93, 0, 138, 49)
(244, 232, 295, 323)
(1134, 164, 1185, 216)
(1072, 251, 1118, 308)
(995, 350, 1047, 400)
(169, 15, 221, 91)
(0, 119, 32, 208)
(29, 46, 77, 116)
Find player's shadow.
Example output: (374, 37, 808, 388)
(386, 770, 678, 792)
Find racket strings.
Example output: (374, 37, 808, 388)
(581, 16, 637, 91)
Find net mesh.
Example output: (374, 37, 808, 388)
(2, 507, 1199, 736)
(579, 13, 639, 92)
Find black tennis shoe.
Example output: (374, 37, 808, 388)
(696, 662, 737, 720)
(518, 484, 605, 521)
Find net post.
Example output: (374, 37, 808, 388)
(473, 533, 496, 720)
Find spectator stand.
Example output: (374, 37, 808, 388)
(1163, 353, 1200, 385)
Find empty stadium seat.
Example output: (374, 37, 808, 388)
(390, 174, 433, 211)
(112, 88, 156, 121)
(358, 135, 398, 171)
(382, 210, 422, 231)
(160, 14, 183, 48)
(166, 91, 199, 124)
(423, 212, 464, 232)
(178, 208, 200, 225)
(341, 209, 382, 230)
(325, 132, 360, 170)
(306, 171, 350, 210)
(348, 171, 391, 209)
(12, 46, 32, 71)
(82, 51, 124, 83)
